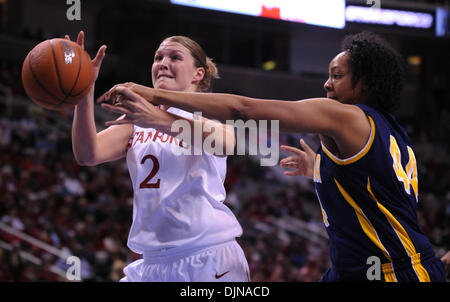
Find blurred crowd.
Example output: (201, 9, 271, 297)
(0, 58, 449, 282)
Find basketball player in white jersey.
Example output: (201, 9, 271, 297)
(69, 31, 250, 282)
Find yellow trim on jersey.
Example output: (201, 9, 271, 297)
(321, 116, 376, 165)
(334, 179, 391, 261)
(315, 189, 329, 227)
(382, 262, 398, 282)
(406, 146, 419, 201)
(411, 253, 431, 282)
(313, 154, 322, 183)
(367, 178, 416, 255)
(367, 178, 431, 282)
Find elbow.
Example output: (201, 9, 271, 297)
(72, 141, 100, 166)
(73, 153, 98, 166)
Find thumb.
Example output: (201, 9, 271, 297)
(92, 45, 107, 67)
(300, 139, 315, 155)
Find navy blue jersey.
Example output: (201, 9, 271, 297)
(314, 104, 444, 282)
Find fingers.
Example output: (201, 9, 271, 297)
(441, 262, 448, 275)
(101, 85, 119, 103)
(280, 163, 299, 170)
(280, 156, 301, 173)
(104, 86, 141, 104)
(114, 86, 140, 100)
(65, 31, 105, 64)
(77, 31, 85, 49)
(98, 84, 121, 104)
(97, 83, 137, 104)
(96, 86, 124, 104)
(280, 144, 304, 155)
(64, 31, 84, 49)
(441, 254, 450, 274)
(92, 45, 107, 67)
(101, 103, 133, 115)
(92, 45, 107, 66)
(280, 156, 298, 166)
(96, 92, 108, 104)
(284, 170, 302, 176)
(280, 162, 297, 168)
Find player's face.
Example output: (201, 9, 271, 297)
(152, 41, 203, 92)
(324, 51, 364, 105)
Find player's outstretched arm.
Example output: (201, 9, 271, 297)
(101, 84, 370, 158)
(103, 85, 362, 135)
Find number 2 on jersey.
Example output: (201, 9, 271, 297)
(389, 135, 418, 201)
(139, 154, 160, 189)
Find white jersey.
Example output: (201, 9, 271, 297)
(125, 107, 242, 254)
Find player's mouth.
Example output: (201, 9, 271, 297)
(157, 74, 174, 79)
(327, 94, 338, 100)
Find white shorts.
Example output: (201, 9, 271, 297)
(120, 240, 250, 282)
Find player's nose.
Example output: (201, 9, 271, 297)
(159, 56, 170, 69)
(324, 78, 332, 92)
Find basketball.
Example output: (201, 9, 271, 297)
(21, 38, 94, 111)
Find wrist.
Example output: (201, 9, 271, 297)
(154, 88, 171, 107)
(76, 87, 94, 109)
(132, 83, 143, 94)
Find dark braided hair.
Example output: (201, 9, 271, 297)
(341, 32, 406, 113)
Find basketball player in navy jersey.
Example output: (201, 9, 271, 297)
(101, 32, 446, 282)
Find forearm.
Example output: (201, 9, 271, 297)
(143, 88, 250, 123)
(161, 113, 235, 156)
(72, 90, 99, 165)
(150, 88, 332, 133)
(132, 85, 348, 136)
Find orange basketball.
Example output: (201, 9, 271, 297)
(21, 38, 94, 111)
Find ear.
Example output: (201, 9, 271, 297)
(192, 67, 205, 84)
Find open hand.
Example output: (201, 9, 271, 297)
(64, 31, 107, 83)
(279, 139, 316, 179)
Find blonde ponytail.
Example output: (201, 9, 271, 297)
(199, 57, 220, 92)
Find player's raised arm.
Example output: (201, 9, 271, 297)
(70, 31, 132, 166)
